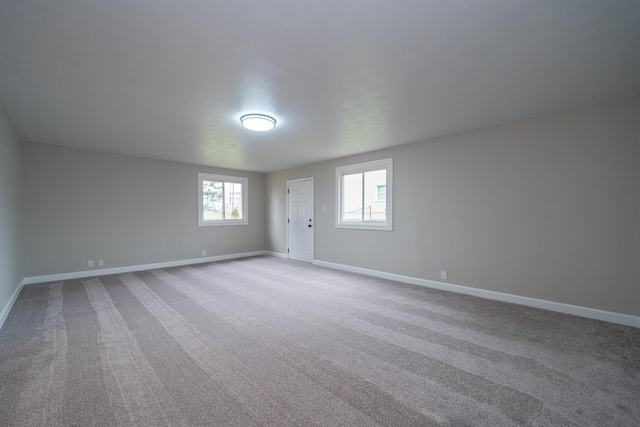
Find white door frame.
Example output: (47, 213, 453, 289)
(286, 177, 314, 262)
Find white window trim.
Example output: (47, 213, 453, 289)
(198, 173, 248, 227)
(335, 158, 393, 231)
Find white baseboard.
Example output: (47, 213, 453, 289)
(312, 259, 640, 329)
(17, 253, 639, 329)
(23, 251, 267, 285)
(264, 251, 288, 259)
(0, 278, 25, 331)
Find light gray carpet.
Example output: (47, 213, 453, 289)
(1, 256, 638, 426)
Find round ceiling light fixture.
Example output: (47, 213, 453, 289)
(240, 114, 276, 131)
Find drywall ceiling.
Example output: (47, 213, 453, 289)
(1, 0, 639, 172)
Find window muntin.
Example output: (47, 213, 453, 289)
(336, 158, 392, 230)
(198, 173, 248, 226)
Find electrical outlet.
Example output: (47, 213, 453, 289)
(98, 260, 103, 267)
(202, 250, 206, 256)
(440, 270, 448, 280)
(88, 260, 94, 268)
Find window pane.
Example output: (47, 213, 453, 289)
(203, 180, 223, 220)
(342, 172, 363, 222)
(364, 169, 386, 222)
(335, 158, 392, 230)
(198, 173, 248, 227)
(224, 181, 243, 220)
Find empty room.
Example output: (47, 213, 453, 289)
(1, 1, 639, 426)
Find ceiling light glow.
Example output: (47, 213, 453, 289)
(240, 114, 276, 131)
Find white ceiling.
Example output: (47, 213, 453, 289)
(1, 1, 639, 172)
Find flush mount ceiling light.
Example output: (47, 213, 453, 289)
(240, 114, 276, 131)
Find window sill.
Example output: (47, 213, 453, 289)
(336, 222, 392, 231)
(198, 220, 248, 227)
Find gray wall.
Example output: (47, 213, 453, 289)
(25, 143, 265, 276)
(266, 96, 640, 316)
(0, 104, 25, 314)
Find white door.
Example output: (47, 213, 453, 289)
(287, 178, 314, 263)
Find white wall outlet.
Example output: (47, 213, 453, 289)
(202, 250, 206, 256)
(88, 260, 94, 268)
(98, 260, 103, 267)
(440, 270, 448, 280)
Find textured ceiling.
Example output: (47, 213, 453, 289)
(1, 0, 639, 172)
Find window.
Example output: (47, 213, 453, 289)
(336, 158, 392, 230)
(198, 173, 248, 226)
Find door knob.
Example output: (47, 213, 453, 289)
(308, 224, 312, 228)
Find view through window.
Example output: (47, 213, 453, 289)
(336, 158, 392, 230)
(198, 173, 248, 226)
